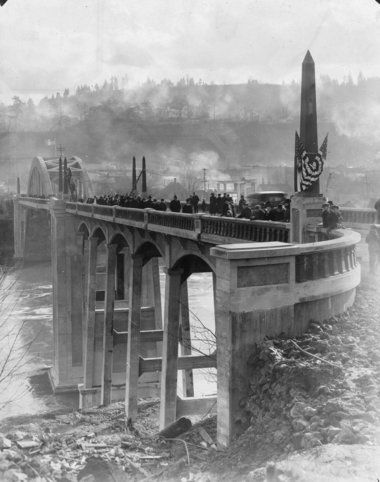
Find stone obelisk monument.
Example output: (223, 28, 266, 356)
(291, 51, 327, 243)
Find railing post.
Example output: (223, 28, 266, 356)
(194, 214, 202, 237)
(144, 209, 150, 230)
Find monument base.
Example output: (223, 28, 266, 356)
(290, 192, 326, 243)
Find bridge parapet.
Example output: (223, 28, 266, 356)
(340, 207, 376, 225)
(64, 201, 290, 243)
(18, 196, 50, 210)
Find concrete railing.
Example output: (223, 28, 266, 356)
(18, 196, 50, 209)
(340, 207, 376, 225)
(201, 216, 289, 242)
(65, 202, 290, 243)
(295, 229, 359, 282)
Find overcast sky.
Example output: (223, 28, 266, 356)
(0, 0, 379, 102)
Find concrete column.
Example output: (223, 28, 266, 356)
(83, 236, 98, 389)
(159, 268, 182, 429)
(125, 254, 143, 422)
(70, 233, 85, 366)
(179, 280, 194, 397)
(50, 199, 74, 389)
(122, 247, 131, 301)
(13, 198, 24, 258)
(101, 243, 117, 406)
(151, 257, 163, 330)
(290, 193, 325, 243)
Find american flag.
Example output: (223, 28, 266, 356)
(295, 132, 328, 191)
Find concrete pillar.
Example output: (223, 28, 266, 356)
(179, 280, 194, 397)
(159, 268, 182, 429)
(13, 198, 25, 258)
(125, 254, 143, 422)
(151, 257, 163, 330)
(101, 243, 117, 405)
(211, 244, 295, 448)
(122, 247, 131, 301)
(70, 233, 85, 366)
(51, 200, 70, 385)
(83, 236, 98, 389)
(290, 193, 325, 243)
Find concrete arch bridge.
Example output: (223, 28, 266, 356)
(13, 157, 363, 447)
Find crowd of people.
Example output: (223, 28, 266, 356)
(81, 192, 291, 222)
(26, 191, 348, 228)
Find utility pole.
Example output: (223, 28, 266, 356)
(202, 168, 207, 196)
(57, 144, 65, 158)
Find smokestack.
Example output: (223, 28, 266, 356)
(300, 50, 319, 193)
(142, 156, 147, 194)
(132, 156, 137, 192)
(58, 157, 63, 193)
(16, 177, 20, 195)
(63, 157, 68, 194)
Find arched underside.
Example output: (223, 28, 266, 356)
(173, 254, 214, 282)
(27, 156, 93, 198)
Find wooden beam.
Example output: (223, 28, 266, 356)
(139, 354, 216, 375)
(113, 329, 164, 345)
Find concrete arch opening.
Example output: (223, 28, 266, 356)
(159, 254, 216, 427)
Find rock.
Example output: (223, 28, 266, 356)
(273, 430, 286, 444)
(3, 450, 22, 463)
(2, 469, 28, 481)
(247, 467, 266, 481)
(292, 418, 309, 432)
(77, 456, 126, 482)
(316, 385, 331, 396)
(333, 426, 365, 444)
(289, 402, 306, 419)
(325, 400, 345, 414)
(8, 432, 27, 442)
(301, 432, 322, 449)
(314, 340, 330, 353)
(292, 432, 303, 450)
(303, 406, 317, 419)
(0, 435, 12, 449)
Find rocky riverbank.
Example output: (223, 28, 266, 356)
(0, 276, 379, 481)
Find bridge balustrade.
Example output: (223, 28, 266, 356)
(19, 196, 50, 205)
(201, 216, 289, 242)
(295, 229, 358, 282)
(115, 206, 145, 223)
(148, 210, 195, 231)
(340, 207, 376, 225)
(76, 203, 93, 214)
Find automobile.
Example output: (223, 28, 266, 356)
(246, 191, 287, 207)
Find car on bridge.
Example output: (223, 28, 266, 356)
(246, 191, 287, 207)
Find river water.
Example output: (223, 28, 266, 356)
(0, 262, 215, 420)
